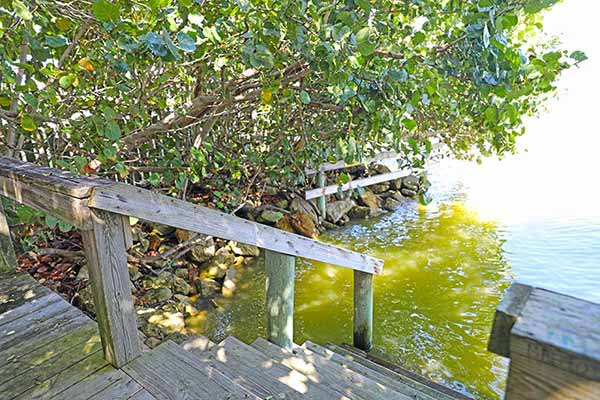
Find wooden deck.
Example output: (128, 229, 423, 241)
(0, 273, 154, 400)
(1, 272, 469, 400)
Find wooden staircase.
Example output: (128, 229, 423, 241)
(123, 334, 469, 400)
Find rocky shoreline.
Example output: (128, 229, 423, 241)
(22, 166, 427, 348)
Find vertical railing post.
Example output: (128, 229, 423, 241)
(81, 208, 141, 367)
(0, 200, 17, 273)
(353, 270, 373, 351)
(265, 249, 295, 350)
(317, 171, 327, 220)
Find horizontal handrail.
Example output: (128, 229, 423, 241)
(305, 151, 399, 176)
(0, 156, 383, 274)
(305, 170, 409, 200)
(89, 183, 383, 274)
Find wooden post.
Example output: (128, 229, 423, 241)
(265, 249, 295, 350)
(317, 171, 327, 220)
(82, 208, 141, 367)
(0, 200, 17, 273)
(353, 270, 373, 351)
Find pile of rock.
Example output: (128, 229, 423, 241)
(241, 170, 427, 235)
(75, 229, 260, 347)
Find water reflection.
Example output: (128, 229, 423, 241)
(200, 198, 512, 399)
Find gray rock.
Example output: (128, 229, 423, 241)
(326, 199, 355, 224)
(402, 174, 420, 191)
(77, 264, 89, 280)
(348, 206, 371, 220)
(198, 278, 221, 297)
(228, 241, 260, 257)
(371, 164, 391, 174)
(175, 268, 189, 279)
(173, 276, 193, 295)
(258, 209, 284, 224)
(390, 191, 405, 201)
(222, 266, 237, 297)
(290, 197, 319, 224)
(128, 264, 142, 281)
(358, 190, 380, 210)
(370, 182, 390, 194)
(383, 197, 402, 211)
(203, 247, 235, 279)
(275, 199, 289, 209)
(143, 287, 172, 303)
(401, 188, 418, 198)
(390, 178, 403, 190)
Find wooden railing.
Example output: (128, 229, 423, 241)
(0, 156, 383, 368)
(304, 151, 405, 219)
(488, 282, 600, 399)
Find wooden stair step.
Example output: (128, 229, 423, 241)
(333, 343, 471, 400)
(122, 340, 259, 400)
(185, 336, 340, 399)
(251, 337, 411, 400)
(304, 341, 436, 400)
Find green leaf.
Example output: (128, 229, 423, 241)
(402, 118, 417, 131)
(412, 31, 426, 45)
(570, 50, 588, 63)
(103, 145, 117, 160)
(44, 215, 59, 229)
(12, 0, 32, 20)
(176, 32, 196, 53)
(57, 220, 73, 232)
(356, 27, 377, 56)
(162, 29, 181, 60)
(144, 32, 167, 57)
(356, 0, 371, 12)
(58, 75, 74, 89)
(44, 35, 68, 48)
(21, 115, 37, 131)
(92, 0, 120, 23)
(104, 120, 121, 140)
(300, 90, 311, 104)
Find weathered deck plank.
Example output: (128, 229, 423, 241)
(0, 322, 99, 384)
(123, 340, 260, 400)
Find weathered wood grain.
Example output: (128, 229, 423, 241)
(252, 337, 410, 400)
(82, 208, 141, 368)
(121, 215, 134, 250)
(13, 350, 109, 400)
(506, 352, 600, 399)
(0, 291, 62, 327)
(306, 341, 441, 400)
(0, 201, 16, 273)
(0, 317, 93, 368)
(354, 270, 373, 351)
(0, 156, 112, 199)
(87, 372, 142, 400)
(488, 282, 533, 358)
(0, 174, 93, 229)
(305, 170, 409, 200)
(326, 343, 469, 400)
(89, 183, 383, 274)
(0, 333, 103, 398)
(305, 151, 400, 175)
(0, 322, 99, 385)
(191, 336, 318, 399)
(127, 390, 157, 400)
(55, 365, 125, 400)
(316, 171, 327, 219)
(265, 250, 295, 350)
(123, 340, 260, 400)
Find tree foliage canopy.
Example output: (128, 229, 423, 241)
(0, 0, 585, 207)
